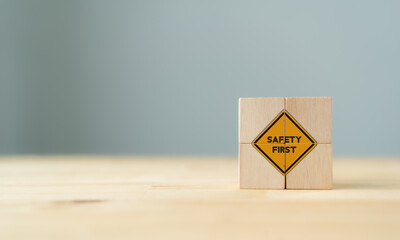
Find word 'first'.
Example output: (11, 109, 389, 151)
(272, 146, 296, 153)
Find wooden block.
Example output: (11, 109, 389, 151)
(286, 144, 333, 189)
(239, 96, 332, 190)
(239, 144, 285, 189)
(239, 97, 285, 143)
(285, 97, 332, 144)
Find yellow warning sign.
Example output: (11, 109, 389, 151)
(252, 110, 316, 175)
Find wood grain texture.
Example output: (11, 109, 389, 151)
(285, 97, 332, 144)
(239, 144, 285, 189)
(239, 97, 284, 143)
(0, 156, 400, 240)
(286, 144, 333, 189)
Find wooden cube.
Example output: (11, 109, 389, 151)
(286, 144, 333, 189)
(239, 144, 285, 189)
(285, 97, 332, 144)
(239, 97, 285, 144)
(239, 97, 332, 190)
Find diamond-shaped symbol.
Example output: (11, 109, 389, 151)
(252, 110, 316, 175)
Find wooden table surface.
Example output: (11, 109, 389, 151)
(1, 156, 399, 240)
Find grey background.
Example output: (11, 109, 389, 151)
(1, 0, 399, 155)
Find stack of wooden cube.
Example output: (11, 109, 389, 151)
(239, 97, 332, 189)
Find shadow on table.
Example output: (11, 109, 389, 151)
(334, 181, 400, 190)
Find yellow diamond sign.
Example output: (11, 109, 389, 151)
(252, 110, 316, 175)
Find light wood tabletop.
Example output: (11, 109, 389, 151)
(1, 156, 399, 240)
